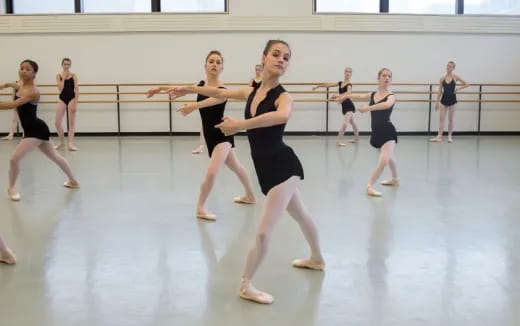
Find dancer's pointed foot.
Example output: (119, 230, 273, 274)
(192, 145, 204, 154)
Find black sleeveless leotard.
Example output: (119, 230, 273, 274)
(59, 76, 75, 105)
(197, 80, 234, 157)
(15, 94, 50, 141)
(369, 92, 397, 149)
(440, 78, 457, 106)
(245, 84, 304, 195)
(338, 81, 355, 114)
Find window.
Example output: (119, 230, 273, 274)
(464, 0, 520, 15)
(82, 0, 151, 13)
(390, 0, 456, 14)
(315, 0, 379, 13)
(13, 0, 74, 14)
(161, 0, 226, 12)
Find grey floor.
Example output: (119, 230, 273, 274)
(0, 135, 519, 326)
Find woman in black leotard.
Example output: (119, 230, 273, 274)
(430, 61, 469, 143)
(336, 68, 399, 197)
(313, 67, 359, 145)
(169, 40, 325, 305)
(248, 64, 263, 88)
(55, 58, 80, 151)
(0, 60, 79, 201)
(147, 50, 256, 221)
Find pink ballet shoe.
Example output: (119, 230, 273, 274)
(0, 248, 16, 265)
(381, 178, 399, 186)
(192, 146, 204, 154)
(366, 185, 382, 197)
(233, 196, 256, 204)
(196, 212, 216, 221)
(63, 180, 80, 189)
(429, 137, 442, 142)
(239, 280, 274, 304)
(292, 258, 325, 271)
(7, 189, 20, 201)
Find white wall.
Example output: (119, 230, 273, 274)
(1, 0, 519, 133)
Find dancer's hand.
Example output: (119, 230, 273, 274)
(359, 105, 370, 113)
(168, 86, 189, 100)
(146, 87, 161, 98)
(215, 116, 242, 136)
(331, 95, 344, 104)
(177, 103, 197, 116)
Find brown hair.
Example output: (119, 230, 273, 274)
(205, 50, 223, 64)
(378, 68, 392, 78)
(62, 58, 71, 65)
(448, 61, 456, 68)
(262, 40, 291, 56)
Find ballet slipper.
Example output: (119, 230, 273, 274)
(1, 135, 14, 141)
(7, 189, 21, 201)
(196, 212, 216, 221)
(233, 196, 256, 204)
(348, 138, 359, 143)
(68, 144, 78, 151)
(292, 258, 325, 271)
(63, 180, 80, 189)
(54, 143, 64, 150)
(448, 137, 453, 143)
(366, 185, 382, 197)
(0, 248, 16, 265)
(381, 178, 399, 186)
(336, 142, 347, 147)
(239, 280, 274, 304)
(429, 137, 442, 142)
(192, 146, 204, 154)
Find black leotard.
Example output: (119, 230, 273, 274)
(59, 76, 75, 105)
(251, 80, 261, 88)
(338, 81, 355, 114)
(369, 92, 397, 149)
(197, 80, 234, 157)
(15, 94, 50, 141)
(244, 83, 304, 195)
(440, 78, 457, 106)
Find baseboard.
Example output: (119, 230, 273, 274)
(4, 131, 520, 137)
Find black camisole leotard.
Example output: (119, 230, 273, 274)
(59, 76, 75, 105)
(338, 81, 355, 114)
(440, 78, 457, 106)
(244, 83, 304, 195)
(196, 80, 234, 157)
(369, 92, 397, 149)
(15, 94, 50, 141)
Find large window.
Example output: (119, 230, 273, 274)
(161, 0, 226, 12)
(82, 0, 151, 13)
(315, 0, 379, 13)
(0, 1, 5, 14)
(464, 0, 520, 15)
(13, 0, 74, 14)
(390, 0, 456, 14)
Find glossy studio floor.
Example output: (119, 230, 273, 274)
(0, 135, 519, 326)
